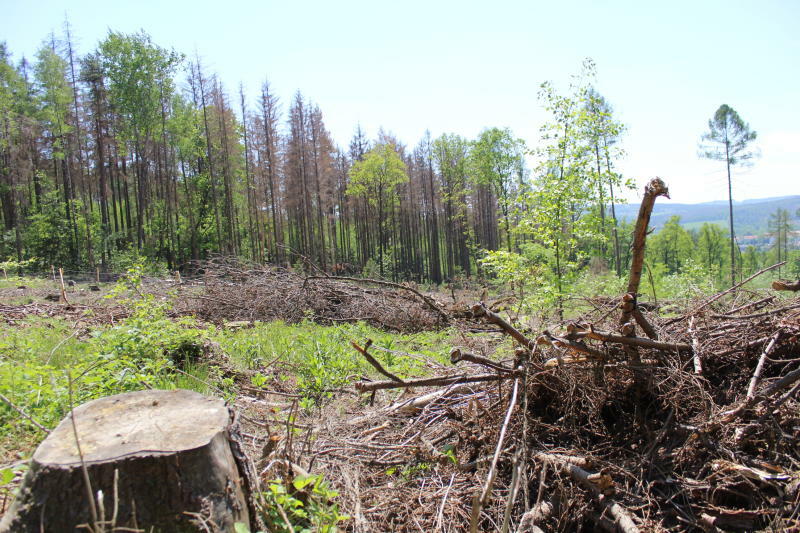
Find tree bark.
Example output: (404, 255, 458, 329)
(0, 389, 256, 533)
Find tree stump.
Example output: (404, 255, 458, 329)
(0, 389, 256, 532)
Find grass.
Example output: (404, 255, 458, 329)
(0, 296, 458, 460)
(213, 319, 454, 402)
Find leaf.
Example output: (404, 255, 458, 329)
(234, 523, 250, 533)
(0, 468, 14, 485)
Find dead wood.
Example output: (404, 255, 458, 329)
(355, 371, 520, 393)
(0, 389, 256, 532)
(584, 328, 691, 353)
(351, 340, 404, 383)
(538, 453, 641, 533)
(471, 302, 535, 350)
(772, 279, 800, 291)
(450, 347, 514, 373)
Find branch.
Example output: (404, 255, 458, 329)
(355, 371, 520, 393)
(351, 340, 404, 383)
(772, 279, 800, 292)
(536, 453, 641, 533)
(471, 303, 535, 350)
(584, 329, 691, 353)
(666, 261, 786, 325)
(450, 347, 514, 373)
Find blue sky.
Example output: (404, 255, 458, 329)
(2, 0, 798, 203)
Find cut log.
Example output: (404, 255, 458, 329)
(772, 279, 800, 292)
(0, 389, 256, 533)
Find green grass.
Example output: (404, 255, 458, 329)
(213, 319, 454, 402)
(0, 302, 457, 457)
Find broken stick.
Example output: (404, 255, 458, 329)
(620, 177, 669, 362)
(537, 453, 641, 533)
(471, 303, 535, 350)
(351, 340, 404, 383)
(355, 371, 520, 393)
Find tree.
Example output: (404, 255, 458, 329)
(347, 143, 408, 277)
(768, 208, 792, 275)
(700, 104, 757, 286)
(469, 127, 525, 252)
(648, 216, 693, 274)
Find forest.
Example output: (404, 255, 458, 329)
(3, 26, 796, 298)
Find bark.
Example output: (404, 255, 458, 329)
(0, 389, 256, 533)
(620, 177, 669, 362)
(772, 279, 800, 292)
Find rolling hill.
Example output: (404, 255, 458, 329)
(614, 195, 800, 237)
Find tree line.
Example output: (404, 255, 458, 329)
(5, 27, 790, 295)
(0, 27, 633, 285)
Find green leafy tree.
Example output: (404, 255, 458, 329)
(515, 59, 603, 313)
(648, 216, 694, 274)
(469, 127, 525, 252)
(768, 208, 792, 275)
(347, 143, 408, 277)
(699, 104, 757, 285)
(696, 223, 727, 281)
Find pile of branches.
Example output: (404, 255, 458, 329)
(179, 257, 450, 332)
(295, 179, 800, 531)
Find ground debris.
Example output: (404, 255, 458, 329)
(258, 285, 800, 532)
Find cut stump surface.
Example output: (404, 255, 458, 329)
(1, 389, 253, 532)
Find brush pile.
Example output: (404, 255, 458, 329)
(180, 257, 449, 332)
(298, 283, 799, 532)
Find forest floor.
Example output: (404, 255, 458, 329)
(1, 264, 799, 532)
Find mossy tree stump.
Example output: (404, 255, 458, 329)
(1, 389, 256, 532)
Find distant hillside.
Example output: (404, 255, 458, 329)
(614, 195, 800, 237)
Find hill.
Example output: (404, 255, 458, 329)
(614, 195, 800, 237)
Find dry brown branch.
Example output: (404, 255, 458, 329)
(355, 371, 520, 393)
(450, 348, 514, 373)
(538, 453, 641, 533)
(351, 340, 404, 383)
(772, 279, 800, 291)
(305, 275, 451, 323)
(584, 328, 691, 353)
(471, 303, 535, 350)
(470, 378, 519, 533)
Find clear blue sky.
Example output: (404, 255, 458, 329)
(2, 0, 798, 203)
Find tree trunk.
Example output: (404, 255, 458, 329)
(0, 389, 256, 533)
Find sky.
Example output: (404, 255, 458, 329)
(2, 0, 799, 204)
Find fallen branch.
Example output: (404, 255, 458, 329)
(720, 365, 800, 424)
(584, 329, 691, 353)
(471, 303, 535, 350)
(631, 308, 658, 340)
(351, 340, 404, 383)
(470, 378, 519, 533)
(745, 332, 780, 399)
(450, 347, 514, 373)
(355, 371, 520, 393)
(688, 317, 703, 375)
(0, 392, 49, 433)
(385, 384, 475, 415)
(539, 331, 608, 360)
(666, 261, 786, 325)
(305, 275, 451, 323)
(537, 453, 641, 533)
(772, 279, 800, 292)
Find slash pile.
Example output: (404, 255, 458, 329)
(301, 284, 800, 532)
